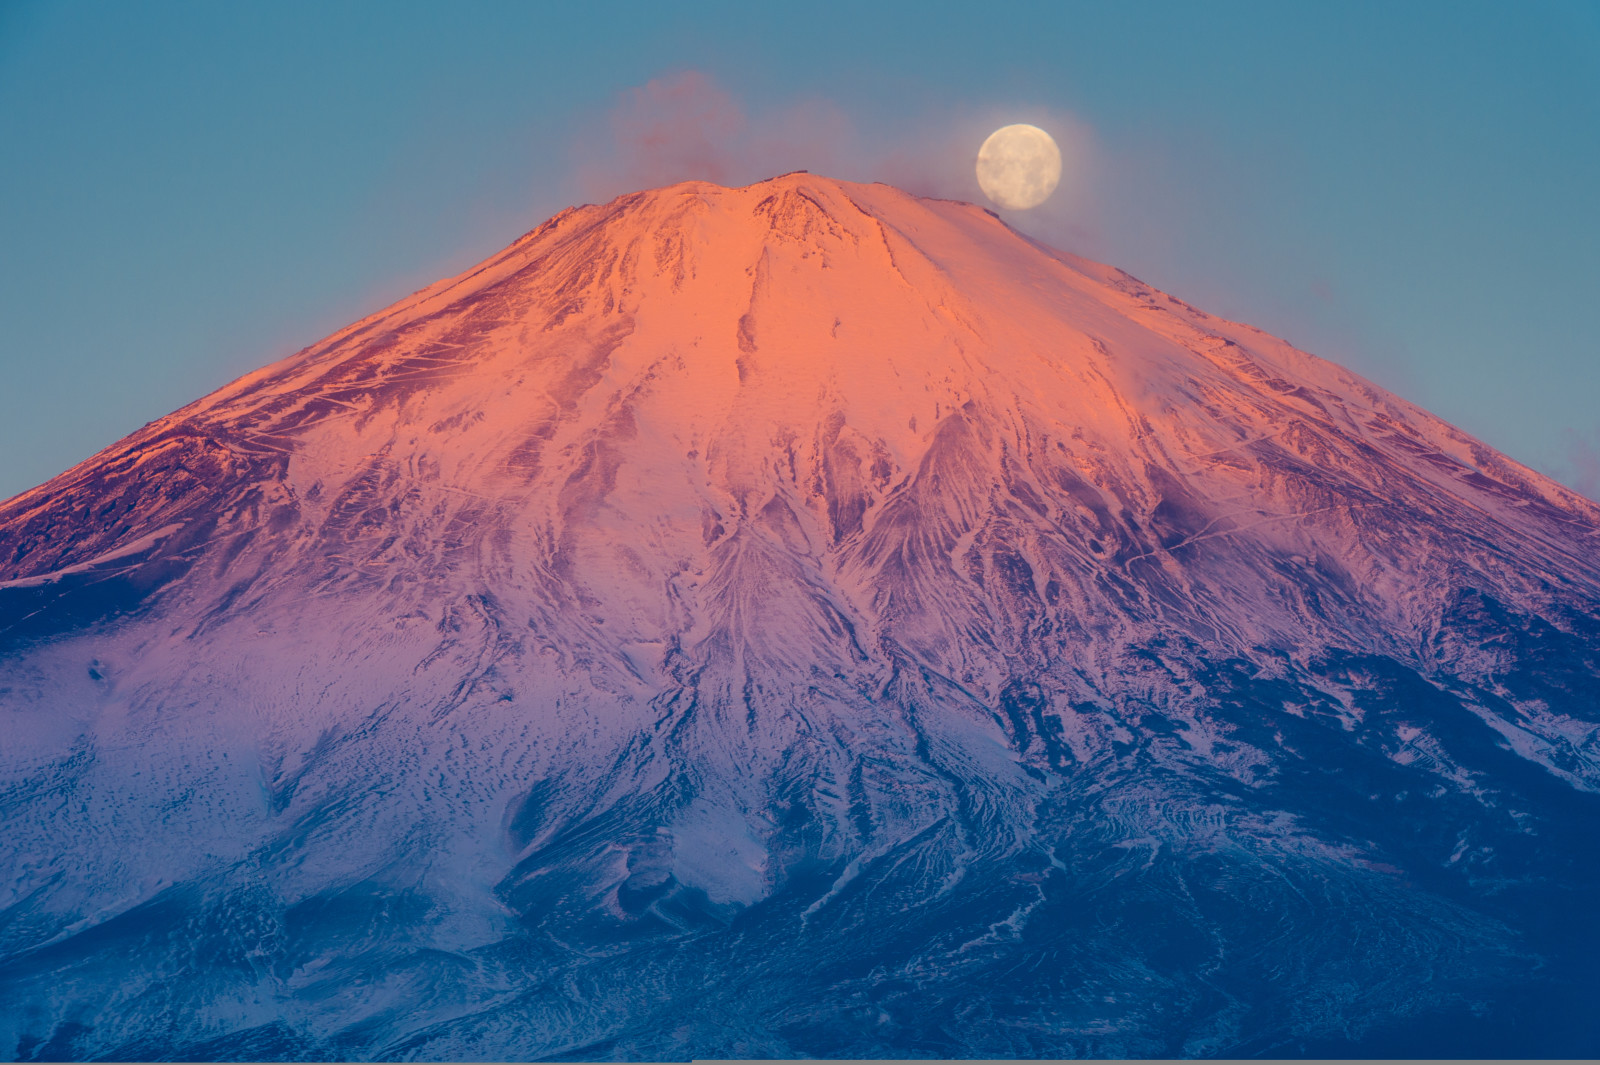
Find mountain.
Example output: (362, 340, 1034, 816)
(2, 173, 1598, 1060)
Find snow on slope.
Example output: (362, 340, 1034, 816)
(2, 173, 1599, 1059)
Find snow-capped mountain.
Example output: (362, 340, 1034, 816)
(2, 173, 1597, 1059)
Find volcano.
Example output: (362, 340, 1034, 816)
(2, 174, 1598, 1060)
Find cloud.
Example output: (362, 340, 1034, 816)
(586, 71, 744, 191)
(571, 71, 856, 201)
(1560, 427, 1600, 501)
(568, 70, 1100, 236)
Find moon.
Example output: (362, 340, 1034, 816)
(976, 124, 1062, 210)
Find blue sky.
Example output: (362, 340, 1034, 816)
(2, 0, 1597, 500)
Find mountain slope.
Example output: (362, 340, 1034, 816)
(2, 173, 1598, 1059)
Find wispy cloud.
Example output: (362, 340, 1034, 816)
(568, 70, 1099, 235)
(570, 71, 854, 201)
(1560, 427, 1600, 501)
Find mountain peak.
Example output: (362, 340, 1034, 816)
(8, 174, 1591, 597)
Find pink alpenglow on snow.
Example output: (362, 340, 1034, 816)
(2, 174, 1599, 1060)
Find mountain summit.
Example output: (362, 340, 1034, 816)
(3, 174, 1598, 1059)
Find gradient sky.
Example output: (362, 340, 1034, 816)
(2, 0, 1597, 501)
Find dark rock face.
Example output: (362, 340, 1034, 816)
(2, 174, 1597, 1059)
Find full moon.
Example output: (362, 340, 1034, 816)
(975, 124, 1062, 210)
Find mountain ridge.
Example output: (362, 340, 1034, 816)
(2, 172, 1598, 1059)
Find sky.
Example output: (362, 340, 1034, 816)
(1, 0, 1597, 501)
